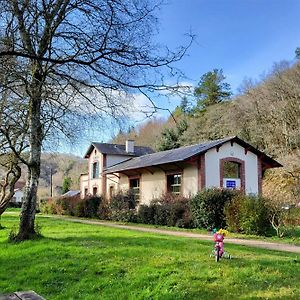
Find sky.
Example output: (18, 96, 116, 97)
(156, 0, 300, 92)
(64, 0, 300, 156)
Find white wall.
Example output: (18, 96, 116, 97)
(80, 174, 89, 198)
(182, 165, 198, 197)
(139, 170, 166, 205)
(205, 142, 258, 195)
(14, 190, 23, 203)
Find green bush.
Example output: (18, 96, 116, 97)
(137, 194, 193, 228)
(137, 205, 155, 224)
(41, 195, 102, 218)
(191, 188, 237, 229)
(224, 194, 271, 235)
(110, 191, 136, 210)
(97, 200, 112, 220)
(73, 196, 102, 218)
(109, 191, 137, 222)
(285, 207, 300, 226)
(110, 209, 137, 222)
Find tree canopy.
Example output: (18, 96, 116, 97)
(0, 0, 191, 240)
(194, 69, 231, 109)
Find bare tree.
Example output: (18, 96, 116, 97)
(0, 0, 192, 240)
(0, 154, 22, 227)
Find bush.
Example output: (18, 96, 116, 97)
(110, 191, 136, 210)
(225, 194, 271, 235)
(285, 207, 300, 226)
(110, 209, 137, 222)
(97, 199, 112, 220)
(41, 195, 102, 218)
(137, 205, 155, 224)
(191, 188, 237, 229)
(109, 191, 137, 222)
(137, 194, 193, 228)
(7, 202, 22, 208)
(73, 196, 102, 218)
(265, 201, 300, 237)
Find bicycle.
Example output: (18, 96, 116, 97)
(210, 229, 231, 262)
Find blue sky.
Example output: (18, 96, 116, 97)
(64, 0, 300, 155)
(156, 0, 300, 92)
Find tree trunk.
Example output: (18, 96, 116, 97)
(16, 67, 43, 240)
(17, 165, 40, 239)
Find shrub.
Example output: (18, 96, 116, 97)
(286, 207, 300, 226)
(41, 195, 102, 218)
(137, 205, 155, 224)
(265, 200, 300, 237)
(225, 194, 271, 235)
(191, 188, 237, 229)
(98, 199, 112, 220)
(137, 194, 193, 228)
(73, 196, 102, 218)
(110, 209, 137, 222)
(109, 191, 137, 222)
(7, 202, 22, 208)
(110, 191, 136, 210)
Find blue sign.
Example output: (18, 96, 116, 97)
(226, 180, 236, 189)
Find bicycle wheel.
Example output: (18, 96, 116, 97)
(215, 247, 220, 262)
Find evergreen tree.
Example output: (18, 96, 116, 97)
(194, 69, 231, 109)
(158, 120, 188, 151)
(62, 177, 72, 194)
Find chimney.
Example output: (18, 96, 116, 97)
(125, 140, 134, 153)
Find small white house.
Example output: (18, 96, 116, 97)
(10, 181, 26, 204)
(80, 136, 282, 204)
(13, 189, 24, 203)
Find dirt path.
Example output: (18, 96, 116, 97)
(45, 215, 300, 254)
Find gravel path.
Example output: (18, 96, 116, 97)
(45, 215, 300, 254)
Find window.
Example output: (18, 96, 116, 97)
(220, 158, 244, 191)
(93, 187, 98, 196)
(92, 162, 99, 179)
(109, 185, 114, 199)
(129, 178, 140, 200)
(167, 174, 182, 195)
(223, 161, 241, 178)
(84, 188, 88, 196)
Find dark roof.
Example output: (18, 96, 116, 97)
(62, 190, 80, 197)
(14, 181, 26, 189)
(105, 136, 282, 174)
(84, 142, 154, 158)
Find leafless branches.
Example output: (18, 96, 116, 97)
(0, 0, 192, 239)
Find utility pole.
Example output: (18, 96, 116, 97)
(50, 167, 53, 197)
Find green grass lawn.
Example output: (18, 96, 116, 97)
(0, 214, 299, 300)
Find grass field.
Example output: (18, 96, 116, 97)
(0, 213, 299, 300)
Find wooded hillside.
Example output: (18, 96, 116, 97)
(0, 153, 87, 198)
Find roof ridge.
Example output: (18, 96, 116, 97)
(92, 142, 152, 148)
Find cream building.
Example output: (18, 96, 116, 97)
(80, 136, 281, 204)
